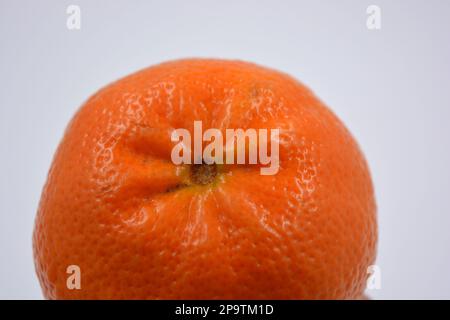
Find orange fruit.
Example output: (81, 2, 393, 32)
(33, 59, 377, 299)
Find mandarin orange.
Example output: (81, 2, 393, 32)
(33, 59, 377, 299)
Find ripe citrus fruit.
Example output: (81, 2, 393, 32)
(33, 59, 377, 299)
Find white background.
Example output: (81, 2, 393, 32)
(1, 0, 450, 299)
